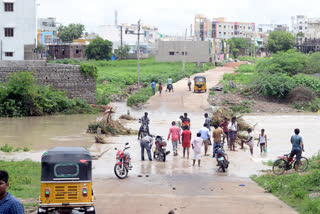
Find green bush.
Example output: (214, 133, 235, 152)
(253, 72, 295, 98)
(256, 50, 308, 75)
(80, 63, 98, 80)
(305, 52, 320, 73)
(293, 74, 320, 93)
(0, 71, 95, 117)
(127, 87, 153, 106)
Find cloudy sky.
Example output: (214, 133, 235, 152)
(38, 0, 320, 35)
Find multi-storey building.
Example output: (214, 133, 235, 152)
(194, 15, 255, 41)
(0, 0, 37, 60)
(293, 15, 320, 39)
(37, 17, 60, 45)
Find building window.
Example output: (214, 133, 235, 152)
(248, 27, 251, 30)
(182, 52, 188, 55)
(231, 26, 233, 29)
(4, 3, 14, 12)
(219, 25, 221, 28)
(299, 26, 303, 30)
(224, 32, 226, 35)
(5, 52, 13, 57)
(4, 28, 14, 37)
(224, 25, 226, 29)
(305, 27, 307, 29)
(169, 51, 174, 55)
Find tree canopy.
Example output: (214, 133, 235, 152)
(227, 37, 246, 58)
(85, 37, 113, 60)
(115, 44, 130, 60)
(266, 31, 295, 53)
(57, 24, 85, 42)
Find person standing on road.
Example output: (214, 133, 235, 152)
(188, 76, 192, 91)
(176, 115, 183, 134)
(212, 123, 226, 157)
(167, 121, 181, 156)
(181, 126, 192, 159)
(0, 170, 25, 214)
(198, 123, 211, 156)
(220, 117, 229, 147)
(192, 133, 203, 167)
(140, 135, 153, 161)
(181, 113, 191, 129)
(289, 128, 304, 171)
(257, 129, 267, 154)
(241, 128, 254, 156)
(138, 112, 150, 139)
(158, 82, 163, 95)
(151, 80, 156, 95)
(204, 113, 211, 132)
(228, 116, 238, 151)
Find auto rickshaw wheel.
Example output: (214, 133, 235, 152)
(85, 206, 96, 214)
(37, 208, 48, 214)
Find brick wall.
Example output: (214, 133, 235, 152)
(0, 61, 96, 104)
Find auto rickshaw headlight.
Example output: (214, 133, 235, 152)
(82, 187, 88, 197)
(45, 188, 50, 198)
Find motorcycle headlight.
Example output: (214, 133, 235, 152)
(116, 155, 120, 159)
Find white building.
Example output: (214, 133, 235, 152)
(293, 15, 320, 39)
(0, 0, 37, 60)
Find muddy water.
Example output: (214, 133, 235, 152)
(1, 102, 320, 179)
(0, 114, 97, 151)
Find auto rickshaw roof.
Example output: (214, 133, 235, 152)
(194, 76, 206, 80)
(41, 147, 92, 162)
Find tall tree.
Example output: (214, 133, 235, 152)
(115, 44, 130, 60)
(57, 23, 85, 42)
(85, 37, 113, 60)
(266, 31, 295, 53)
(227, 37, 246, 58)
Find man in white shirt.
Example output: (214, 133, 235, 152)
(241, 128, 254, 155)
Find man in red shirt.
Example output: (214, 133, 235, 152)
(168, 121, 181, 156)
(181, 126, 192, 159)
(220, 117, 229, 147)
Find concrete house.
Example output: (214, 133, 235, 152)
(0, 0, 37, 60)
(156, 40, 211, 63)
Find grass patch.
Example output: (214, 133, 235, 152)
(229, 100, 252, 113)
(209, 90, 216, 96)
(252, 153, 320, 213)
(0, 160, 41, 199)
(0, 144, 31, 153)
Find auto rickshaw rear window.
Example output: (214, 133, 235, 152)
(54, 163, 79, 178)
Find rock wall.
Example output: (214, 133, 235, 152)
(0, 61, 96, 104)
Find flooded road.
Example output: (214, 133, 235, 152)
(0, 66, 301, 213)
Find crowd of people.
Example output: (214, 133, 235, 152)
(138, 112, 274, 167)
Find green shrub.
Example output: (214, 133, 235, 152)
(127, 87, 153, 106)
(293, 74, 320, 93)
(0, 144, 14, 152)
(305, 52, 320, 73)
(256, 50, 308, 75)
(253, 72, 295, 98)
(0, 71, 94, 117)
(80, 63, 98, 80)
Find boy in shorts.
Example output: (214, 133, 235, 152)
(192, 133, 203, 167)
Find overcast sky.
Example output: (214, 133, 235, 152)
(38, 0, 320, 35)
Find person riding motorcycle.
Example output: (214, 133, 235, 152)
(138, 112, 150, 139)
(166, 76, 174, 92)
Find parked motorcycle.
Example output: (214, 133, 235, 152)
(215, 145, 229, 172)
(114, 142, 132, 179)
(153, 136, 170, 162)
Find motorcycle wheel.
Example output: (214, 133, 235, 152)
(114, 164, 128, 179)
(219, 161, 225, 172)
(161, 152, 166, 162)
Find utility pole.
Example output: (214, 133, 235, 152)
(137, 19, 141, 90)
(182, 28, 187, 75)
(120, 26, 123, 60)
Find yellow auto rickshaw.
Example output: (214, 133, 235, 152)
(194, 76, 207, 93)
(38, 147, 95, 214)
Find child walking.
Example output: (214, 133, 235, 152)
(257, 129, 267, 153)
(158, 82, 163, 95)
(181, 126, 192, 159)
